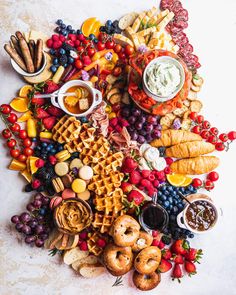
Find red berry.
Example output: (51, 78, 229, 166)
(59, 35, 66, 42)
(7, 139, 16, 148)
(46, 39, 53, 48)
(200, 130, 210, 139)
(68, 34, 77, 41)
(148, 173, 156, 182)
(207, 171, 219, 182)
(96, 238, 106, 248)
(210, 127, 219, 136)
(141, 170, 151, 178)
(75, 59, 83, 69)
(215, 142, 225, 151)
(23, 147, 33, 156)
(158, 241, 165, 249)
(165, 157, 173, 165)
(49, 155, 57, 165)
(153, 180, 160, 187)
(77, 34, 86, 41)
(23, 138, 32, 147)
(35, 159, 45, 168)
(7, 113, 17, 124)
(192, 125, 201, 134)
(164, 166, 171, 174)
(79, 241, 88, 251)
(196, 115, 204, 123)
(2, 129, 11, 139)
(52, 34, 59, 41)
(202, 120, 211, 129)
(189, 112, 198, 121)
(152, 230, 159, 237)
(192, 178, 202, 188)
(53, 41, 62, 49)
(17, 154, 27, 162)
(10, 123, 21, 132)
(184, 261, 197, 276)
(97, 41, 106, 51)
(172, 263, 183, 281)
(79, 232, 88, 240)
(32, 179, 41, 189)
(10, 148, 20, 158)
(151, 239, 159, 247)
(204, 179, 214, 190)
(207, 135, 218, 144)
(228, 131, 236, 141)
(219, 133, 228, 142)
(0, 104, 11, 114)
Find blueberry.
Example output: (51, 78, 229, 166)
(71, 152, 79, 158)
(51, 148, 57, 154)
(179, 187, 185, 193)
(192, 188, 197, 193)
(162, 185, 167, 191)
(31, 137, 37, 142)
(80, 117, 88, 123)
(56, 19, 63, 25)
(41, 142, 48, 147)
(67, 25, 72, 31)
(106, 20, 113, 27)
(169, 204, 173, 210)
(167, 186, 173, 192)
(164, 200, 170, 208)
(177, 203, 184, 209)
(60, 23, 66, 29)
(59, 48, 66, 55)
(55, 26, 61, 33)
(172, 190, 177, 196)
(169, 197, 173, 204)
(112, 20, 119, 27)
(35, 145, 41, 151)
(172, 206, 179, 213)
(188, 185, 194, 192)
(53, 58, 59, 65)
(50, 65, 57, 73)
(57, 145, 64, 152)
(61, 29, 67, 36)
(70, 29, 76, 34)
(68, 56, 74, 64)
(64, 63, 68, 68)
(158, 200, 163, 205)
(160, 195, 167, 201)
(89, 34, 96, 40)
(158, 191, 163, 197)
(49, 49, 56, 55)
(189, 233, 194, 238)
(77, 29, 82, 35)
(99, 26, 106, 32)
(170, 215, 176, 222)
(164, 190, 169, 196)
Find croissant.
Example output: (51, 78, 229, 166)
(166, 141, 215, 158)
(151, 130, 202, 147)
(170, 156, 220, 175)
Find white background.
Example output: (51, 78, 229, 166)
(0, 0, 236, 294)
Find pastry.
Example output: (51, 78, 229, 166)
(44, 229, 79, 250)
(87, 231, 107, 256)
(55, 150, 71, 162)
(166, 141, 215, 158)
(70, 158, 83, 170)
(151, 130, 202, 147)
(62, 188, 76, 199)
(170, 156, 220, 175)
(78, 263, 106, 278)
(79, 165, 94, 180)
(71, 255, 98, 271)
(52, 177, 64, 193)
(54, 162, 69, 176)
(61, 174, 73, 188)
(92, 211, 124, 234)
(92, 151, 124, 175)
(63, 247, 89, 265)
(71, 178, 87, 193)
(77, 190, 91, 201)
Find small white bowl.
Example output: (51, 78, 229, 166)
(51, 80, 102, 117)
(143, 56, 185, 102)
(10, 51, 47, 77)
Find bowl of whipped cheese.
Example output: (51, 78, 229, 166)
(143, 56, 185, 102)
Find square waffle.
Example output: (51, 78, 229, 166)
(94, 188, 124, 215)
(88, 171, 124, 196)
(92, 151, 124, 175)
(92, 212, 120, 234)
(87, 232, 105, 256)
(52, 115, 81, 144)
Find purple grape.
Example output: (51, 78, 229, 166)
(152, 129, 161, 139)
(19, 212, 31, 223)
(145, 134, 153, 142)
(11, 215, 20, 224)
(130, 131, 138, 141)
(121, 108, 130, 118)
(137, 115, 146, 124)
(128, 116, 136, 124)
(15, 223, 23, 232)
(127, 126, 135, 132)
(28, 219, 38, 229)
(41, 196, 50, 206)
(22, 225, 32, 235)
(147, 115, 157, 125)
(35, 224, 45, 235)
(135, 122, 143, 130)
(155, 124, 162, 131)
(34, 193, 43, 201)
(25, 235, 36, 244)
(72, 167, 78, 175)
(131, 108, 141, 117)
(144, 124, 153, 132)
(26, 203, 35, 212)
(39, 233, 49, 241)
(35, 239, 44, 248)
(37, 215, 44, 222)
(33, 199, 42, 208)
(139, 129, 147, 136)
(137, 135, 145, 144)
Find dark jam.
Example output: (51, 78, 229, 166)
(186, 200, 217, 231)
(141, 203, 169, 231)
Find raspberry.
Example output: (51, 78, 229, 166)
(153, 180, 160, 187)
(108, 126, 113, 133)
(109, 118, 118, 127)
(148, 174, 155, 182)
(53, 41, 62, 49)
(35, 159, 45, 168)
(152, 239, 159, 247)
(152, 230, 159, 237)
(158, 241, 165, 249)
(137, 185, 145, 191)
(119, 118, 129, 127)
(165, 157, 173, 165)
(59, 35, 66, 42)
(32, 179, 41, 189)
(79, 232, 88, 240)
(141, 170, 151, 178)
(164, 167, 171, 174)
(68, 34, 77, 41)
(115, 125, 123, 133)
(79, 241, 88, 251)
(140, 179, 152, 188)
(52, 34, 59, 41)
(96, 238, 106, 248)
(156, 171, 165, 181)
(46, 39, 53, 48)
(49, 155, 57, 165)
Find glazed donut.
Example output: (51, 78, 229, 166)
(133, 270, 161, 291)
(103, 244, 133, 276)
(111, 215, 140, 247)
(132, 231, 153, 252)
(134, 246, 161, 274)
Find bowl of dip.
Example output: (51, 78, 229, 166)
(143, 56, 185, 102)
(176, 195, 219, 234)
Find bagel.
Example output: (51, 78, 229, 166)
(134, 246, 161, 274)
(133, 270, 161, 291)
(132, 231, 153, 252)
(111, 215, 140, 247)
(103, 244, 133, 276)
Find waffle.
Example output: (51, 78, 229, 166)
(92, 151, 124, 175)
(94, 188, 124, 215)
(64, 124, 96, 153)
(92, 211, 124, 234)
(87, 232, 105, 256)
(88, 171, 124, 196)
(52, 115, 81, 144)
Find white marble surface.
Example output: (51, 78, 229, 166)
(0, 0, 236, 294)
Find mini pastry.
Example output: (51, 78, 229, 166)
(61, 174, 73, 188)
(144, 147, 159, 162)
(70, 158, 83, 170)
(52, 177, 65, 193)
(77, 190, 91, 201)
(79, 165, 93, 180)
(151, 157, 166, 171)
(55, 150, 71, 162)
(72, 178, 87, 193)
(54, 162, 69, 176)
(62, 188, 76, 199)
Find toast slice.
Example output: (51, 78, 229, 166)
(63, 247, 89, 265)
(72, 255, 98, 271)
(79, 263, 106, 278)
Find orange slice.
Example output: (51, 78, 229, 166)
(10, 97, 29, 113)
(18, 110, 33, 122)
(81, 17, 97, 37)
(91, 20, 102, 37)
(19, 85, 34, 98)
(181, 176, 192, 187)
(167, 174, 187, 187)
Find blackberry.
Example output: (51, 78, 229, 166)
(59, 55, 68, 66)
(46, 185, 55, 196)
(25, 184, 33, 192)
(36, 186, 45, 192)
(62, 42, 75, 52)
(161, 235, 172, 245)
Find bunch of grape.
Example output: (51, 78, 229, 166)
(11, 193, 53, 247)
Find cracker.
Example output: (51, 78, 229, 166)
(192, 74, 204, 87)
(190, 100, 203, 112)
(173, 105, 188, 117)
(187, 90, 198, 101)
(191, 84, 201, 92)
(181, 119, 192, 131)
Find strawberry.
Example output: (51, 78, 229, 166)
(121, 182, 133, 193)
(141, 170, 151, 178)
(158, 258, 172, 273)
(172, 263, 183, 282)
(140, 179, 152, 189)
(172, 254, 184, 264)
(31, 97, 46, 106)
(35, 108, 50, 119)
(185, 248, 203, 263)
(119, 118, 129, 127)
(162, 248, 172, 260)
(42, 116, 57, 130)
(43, 80, 60, 94)
(47, 105, 64, 117)
(122, 157, 138, 173)
(171, 239, 189, 256)
(129, 170, 141, 185)
(158, 240, 165, 249)
(151, 239, 159, 247)
(127, 190, 144, 206)
(184, 261, 197, 276)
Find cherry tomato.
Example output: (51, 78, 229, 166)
(219, 133, 228, 142)
(196, 115, 204, 124)
(228, 131, 236, 141)
(23, 147, 34, 156)
(97, 41, 106, 51)
(23, 138, 32, 147)
(98, 32, 107, 42)
(7, 139, 16, 148)
(215, 142, 225, 151)
(2, 129, 11, 139)
(189, 112, 198, 121)
(10, 148, 20, 158)
(105, 40, 114, 49)
(207, 135, 218, 144)
(204, 179, 214, 190)
(118, 51, 126, 59)
(114, 44, 122, 53)
(10, 123, 21, 132)
(192, 178, 203, 188)
(210, 127, 219, 136)
(124, 45, 134, 56)
(202, 120, 211, 129)
(77, 34, 86, 41)
(0, 104, 11, 114)
(113, 66, 122, 77)
(200, 130, 210, 139)
(192, 125, 201, 134)
(82, 39, 90, 46)
(18, 130, 28, 139)
(7, 113, 17, 124)
(17, 154, 27, 162)
(207, 171, 219, 182)
(75, 59, 83, 69)
(76, 46, 84, 54)
(87, 47, 96, 57)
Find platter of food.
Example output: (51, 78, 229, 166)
(0, 0, 236, 293)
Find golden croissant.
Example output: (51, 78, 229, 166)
(151, 130, 202, 147)
(166, 141, 215, 158)
(170, 156, 220, 175)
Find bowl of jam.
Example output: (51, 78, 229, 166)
(176, 195, 219, 234)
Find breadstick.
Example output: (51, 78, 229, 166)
(18, 37, 35, 73)
(10, 35, 22, 57)
(28, 40, 35, 63)
(15, 31, 25, 40)
(34, 39, 43, 71)
(4, 43, 27, 71)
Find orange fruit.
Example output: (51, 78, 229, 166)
(19, 85, 34, 98)
(10, 97, 29, 112)
(167, 174, 187, 187)
(81, 17, 97, 37)
(91, 20, 102, 37)
(17, 111, 33, 122)
(181, 176, 192, 187)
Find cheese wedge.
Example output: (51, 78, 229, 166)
(137, 27, 156, 37)
(147, 6, 158, 18)
(156, 12, 175, 31)
(132, 12, 146, 32)
(113, 34, 133, 47)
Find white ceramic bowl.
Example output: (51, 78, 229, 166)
(142, 56, 185, 102)
(10, 51, 47, 77)
(51, 80, 102, 117)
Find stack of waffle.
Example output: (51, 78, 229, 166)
(92, 210, 124, 234)
(87, 232, 106, 256)
(92, 151, 124, 175)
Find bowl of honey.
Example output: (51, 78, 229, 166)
(51, 80, 102, 117)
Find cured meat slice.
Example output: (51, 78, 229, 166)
(175, 9, 189, 21)
(174, 19, 188, 29)
(160, 0, 174, 10)
(171, 1, 183, 14)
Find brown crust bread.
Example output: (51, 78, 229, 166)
(132, 231, 153, 252)
(134, 246, 161, 275)
(133, 271, 161, 291)
(35, 39, 43, 71)
(28, 40, 35, 63)
(18, 35, 35, 73)
(166, 141, 215, 158)
(10, 35, 22, 57)
(4, 43, 27, 71)
(170, 156, 220, 175)
(151, 130, 202, 147)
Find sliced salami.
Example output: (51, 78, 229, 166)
(160, 0, 174, 10)
(174, 19, 188, 29)
(171, 1, 183, 14)
(169, 24, 183, 34)
(182, 43, 193, 54)
(176, 36, 189, 46)
(175, 9, 189, 21)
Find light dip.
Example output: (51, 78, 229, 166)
(146, 62, 181, 97)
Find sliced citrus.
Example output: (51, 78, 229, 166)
(19, 85, 34, 98)
(17, 110, 33, 122)
(181, 176, 192, 187)
(167, 174, 187, 187)
(10, 97, 29, 112)
(81, 17, 97, 37)
(91, 20, 102, 37)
